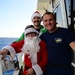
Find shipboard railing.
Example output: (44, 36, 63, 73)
(0, 55, 2, 75)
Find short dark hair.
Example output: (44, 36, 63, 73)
(42, 12, 56, 20)
(25, 25, 34, 30)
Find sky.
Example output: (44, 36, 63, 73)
(0, 0, 37, 38)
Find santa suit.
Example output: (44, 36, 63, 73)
(2, 40, 48, 75)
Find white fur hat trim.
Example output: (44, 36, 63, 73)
(24, 28, 38, 35)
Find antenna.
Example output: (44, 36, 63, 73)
(43, 7, 48, 12)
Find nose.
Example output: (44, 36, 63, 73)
(46, 20, 51, 24)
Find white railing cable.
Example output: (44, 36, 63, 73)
(0, 55, 2, 75)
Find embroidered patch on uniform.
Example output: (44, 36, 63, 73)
(54, 38, 63, 43)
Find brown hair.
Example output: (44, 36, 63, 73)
(42, 12, 56, 20)
(25, 25, 34, 30)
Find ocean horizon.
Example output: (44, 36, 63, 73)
(0, 37, 18, 50)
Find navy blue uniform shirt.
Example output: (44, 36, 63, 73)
(40, 27, 75, 64)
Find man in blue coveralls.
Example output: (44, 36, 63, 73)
(40, 12, 75, 75)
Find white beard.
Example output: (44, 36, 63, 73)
(21, 36, 41, 57)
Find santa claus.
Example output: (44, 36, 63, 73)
(1, 25, 48, 75)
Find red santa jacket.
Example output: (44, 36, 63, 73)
(10, 40, 48, 75)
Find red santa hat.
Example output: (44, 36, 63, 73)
(31, 11, 41, 21)
(24, 27, 39, 35)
